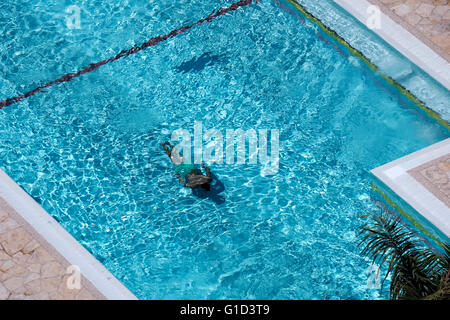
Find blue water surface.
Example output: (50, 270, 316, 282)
(0, 0, 448, 299)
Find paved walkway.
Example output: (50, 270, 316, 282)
(409, 153, 450, 207)
(0, 198, 102, 300)
(368, 0, 450, 62)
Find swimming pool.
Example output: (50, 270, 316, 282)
(0, 0, 449, 299)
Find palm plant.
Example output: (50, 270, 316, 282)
(359, 207, 450, 300)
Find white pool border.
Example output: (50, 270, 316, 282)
(0, 169, 137, 300)
(333, 0, 450, 91)
(1, 0, 448, 300)
(333, 0, 450, 241)
(372, 139, 450, 238)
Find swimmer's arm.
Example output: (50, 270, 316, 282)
(160, 142, 172, 157)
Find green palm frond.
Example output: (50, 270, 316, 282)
(359, 207, 450, 300)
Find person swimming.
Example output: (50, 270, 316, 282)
(160, 142, 212, 191)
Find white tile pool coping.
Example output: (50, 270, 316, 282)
(333, 0, 450, 91)
(0, 169, 137, 300)
(1, 0, 449, 300)
(372, 139, 450, 238)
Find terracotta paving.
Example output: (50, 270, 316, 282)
(0, 198, 102, 300)
(1, 0, 449, 301)
(368, 0, 450, 62)
(409, 154, 450, 207)
(371, 139, 450, 240)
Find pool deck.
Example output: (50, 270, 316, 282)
(1, 0, 450, 300)
(368, 0, 450, 63)
(372, 139, 450, 239)
(0, 197, 101, 300)
(0, 169, 137, 300)
(334, 0, 450, 90)
(334, 0, 450, 241)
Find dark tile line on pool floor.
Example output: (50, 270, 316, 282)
(0, 0, 261, 109)
(0, 0, 446, 241)
(0, 0, 444, 135)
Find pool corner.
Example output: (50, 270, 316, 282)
(371, 138, 450, 244)
(0, 169, 137, 300)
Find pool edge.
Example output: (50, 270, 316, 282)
(285, 0, 450, 244)
(332, 0, 450, 91)
(0, 169, 138, 300)
(371, 139, 450, 242)
(285, 0, 450, 130)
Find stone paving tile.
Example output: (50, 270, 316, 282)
(0, 199, 100, 300)
(409, 153, 450, 207)
(369, 0, 450, 62)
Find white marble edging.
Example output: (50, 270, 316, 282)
(0, 169, 137, 300)
(372, 138, 450, 238)
(333, 0, 450, 91)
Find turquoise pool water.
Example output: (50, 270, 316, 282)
(0, 0, 449, 299)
